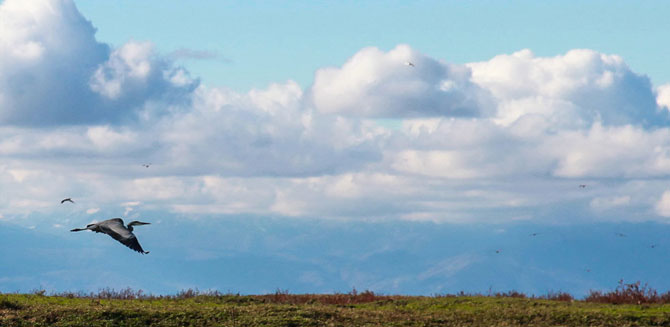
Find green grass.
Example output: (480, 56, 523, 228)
(3, 293, 670, 326)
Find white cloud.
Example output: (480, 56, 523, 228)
(0, 0, 196, 126)
(545, 123, 670, 178)
(90, 40, 196, 102)
(0, 0, 107, 125)
(90, 41, 155, 99)
(310, 44, 492, 118)
(468, 49, 666, 128)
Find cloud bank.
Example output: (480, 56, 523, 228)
(2, 0, 670, 225)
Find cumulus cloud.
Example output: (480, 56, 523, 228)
(90, 40, 197, 106)
(544, 123, 670, 178)
(310, 44, 492, 118)
(0, 0, 197, 126)
(0, 0, 107, 125)
(468, 49, 667, 128)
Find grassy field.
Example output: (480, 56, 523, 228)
(3, 290, 670, 327)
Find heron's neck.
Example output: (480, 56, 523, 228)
(127, 225, 134, 232)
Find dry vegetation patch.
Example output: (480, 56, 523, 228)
(3, 284, 670, 326)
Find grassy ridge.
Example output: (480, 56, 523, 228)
(3, 293, 670, 326)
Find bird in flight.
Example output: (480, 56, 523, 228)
(615, 232, 626, 237)
(579, 184, 587, 188)
(495, 250, 501, 254)
(529, 233, 540, 237)
(651, 244, 658, 249)
(404, 61, 415, 67)
(61, 198, 75, 204)
(142, 163, 151, 168)
(71, 218, 151, 254)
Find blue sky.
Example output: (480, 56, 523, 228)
(74, 1, 670, 91)
(2, 0, 670, 297)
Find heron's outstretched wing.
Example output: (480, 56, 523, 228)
(116, 234, 147, 254)
(98, 218, 148, 254)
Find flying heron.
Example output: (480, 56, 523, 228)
(61, 198, 75, 204)
(404, 61, 415, 67)
(71, 218, 150, 254)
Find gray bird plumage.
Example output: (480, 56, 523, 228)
(71, 218, 150, 254)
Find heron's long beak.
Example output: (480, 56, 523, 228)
(70, 228, 86, 232)
(128, 221, 151, 227)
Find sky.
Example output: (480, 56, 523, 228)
(2, 0, 670, 297)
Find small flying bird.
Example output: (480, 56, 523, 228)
(142, 163, 151, 168)
(495, 250, 501, 254)
(404, 61, 415, 67)
(71, 218, 150, 254)
(651, 244, 658, 249)
(586, 269, 591, 273)
(61, 198, 75, 204)
(615, 232, 626, 237)
(529, 233, 540, 237)
(579, 184, 587, 188)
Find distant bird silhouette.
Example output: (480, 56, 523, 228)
(651, 244, 658, 249)
(61, 198, 74, 204)
(529, 233, 540, 237)
(142, 163, 151, 168)
(586, 269, 591, 273)
(495, 250, 501, 254)
(615, 232, 626, 237)
(71, 218, 150, 254)
(404, 61, 415, 67)
(579, 184, 587, 188)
